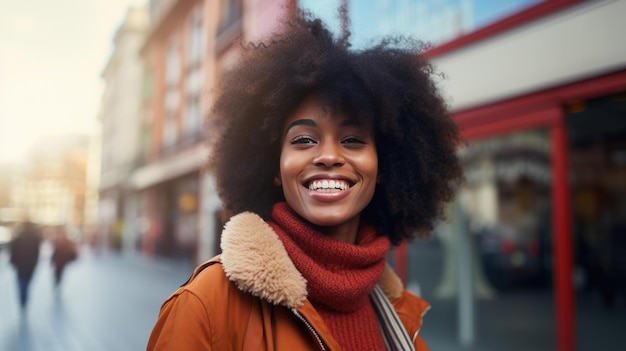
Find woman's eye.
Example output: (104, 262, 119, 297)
(342, 137, 366, 144)
(291, 136, 316, 144)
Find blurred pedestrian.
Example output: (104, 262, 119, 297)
(9, 221, 42, 309)
(51, 227, 78, 287)
(148, 6, 463, 351)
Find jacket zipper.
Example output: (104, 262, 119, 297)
(292, 309, 326, 350)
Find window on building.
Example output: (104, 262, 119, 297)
(163, 36, 180, 151)
(163, 111, 177, 152)
(299, 0, 546, 48)
(184, 4, 204, 141)
(566, 93, 626, 348)
(142, 68, 154, 103)
(165, 38, 180, 87)
(184, 94, 202, 141)
(139, 119, 151, 164)
(140, 67, 153, 162)
(217, 0, 242, 36)
(187, 5, 204, 68)
(150, 0, 175, 26)
(406, 129, 555, 350)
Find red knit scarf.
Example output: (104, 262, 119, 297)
(269, 202, 390, 350)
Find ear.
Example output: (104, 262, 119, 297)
(274, 174, 282, 186)
(376, 172, 382, 184)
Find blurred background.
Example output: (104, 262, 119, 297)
(0, 0, 625, 350)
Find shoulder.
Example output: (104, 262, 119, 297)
(148, 257, 257, 350)
(171, 257, 255, 310)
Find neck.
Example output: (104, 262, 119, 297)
(316, 215, 361, 244)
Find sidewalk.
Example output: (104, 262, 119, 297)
(0, 243, 194, 351)
(408, 239, 626, 351)
(2, 242, 623, 350)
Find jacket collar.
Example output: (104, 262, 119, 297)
(219, 212, 405, 309)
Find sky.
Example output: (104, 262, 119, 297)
(0, 0, 147, 164)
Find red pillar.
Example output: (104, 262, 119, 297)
(551, 116, 575, 351)
(395, 242, 409, 284)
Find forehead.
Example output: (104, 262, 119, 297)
(283, 94, 372, 130)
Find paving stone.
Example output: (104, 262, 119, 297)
(0, 244, 192, 351)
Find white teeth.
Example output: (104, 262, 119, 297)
(308, 179, 351, 191)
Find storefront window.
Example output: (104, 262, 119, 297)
(407, 129, 555, 350)
(462, 130, 552, 289)
(299, 0, 545, 47)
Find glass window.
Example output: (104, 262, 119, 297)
(218, 0, 242, 35)
(165, 37, 180, 87)
(566, 92, 626, 349)
(142, 68, 153, 103)
(163, 36, 180, 151)
(163, 112, 177, 151)
(299, 0, 546, 47)
(187, 5, 204, 67)
(184, 95, 201, 139)
(184, 5, 204, 140)
(460, 130, 552, 289)
(139, 120, 151, 164)
(407, 129, 555, 350)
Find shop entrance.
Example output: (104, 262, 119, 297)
(402, 74, 626, 351)
(566, 92, 626, 349)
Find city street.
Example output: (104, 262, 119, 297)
(0, 242, 194, 351)
(1, 240, 623, 351)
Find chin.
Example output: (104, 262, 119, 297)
(301, 215, 336, 225)
(304, 212, 356, 228)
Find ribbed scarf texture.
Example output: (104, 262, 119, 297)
(269, 202, 390, 350)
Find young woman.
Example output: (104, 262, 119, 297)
(148, 8, 463, 351)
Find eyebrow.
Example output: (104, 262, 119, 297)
(285, 118, 365, 133)
(285, 119, 316, 132)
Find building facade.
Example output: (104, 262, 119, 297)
(98, 6, 150, 252)
(301, 1, 626, 351)
(431, 2, 626, 351)
(11, 135, 91, 231)
(129, 0, 288, 264)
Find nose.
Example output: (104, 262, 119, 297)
(313, 141, 345, 167)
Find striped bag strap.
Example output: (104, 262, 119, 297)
(370, 285, 416, 351)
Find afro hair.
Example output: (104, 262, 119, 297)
(207, 8, 463, 245)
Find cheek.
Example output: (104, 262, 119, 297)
(359, 151, 379, 182)
(278, 153, 288, 180)
(279, 151, 298, 183)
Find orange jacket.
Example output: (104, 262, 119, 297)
(147, 212, 431, 351)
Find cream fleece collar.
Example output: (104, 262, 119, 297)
(220, 212, 405, 309)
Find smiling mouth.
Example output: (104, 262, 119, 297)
(307, 179, 353, 192)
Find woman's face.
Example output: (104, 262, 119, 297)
(278, 95, 378, 241)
